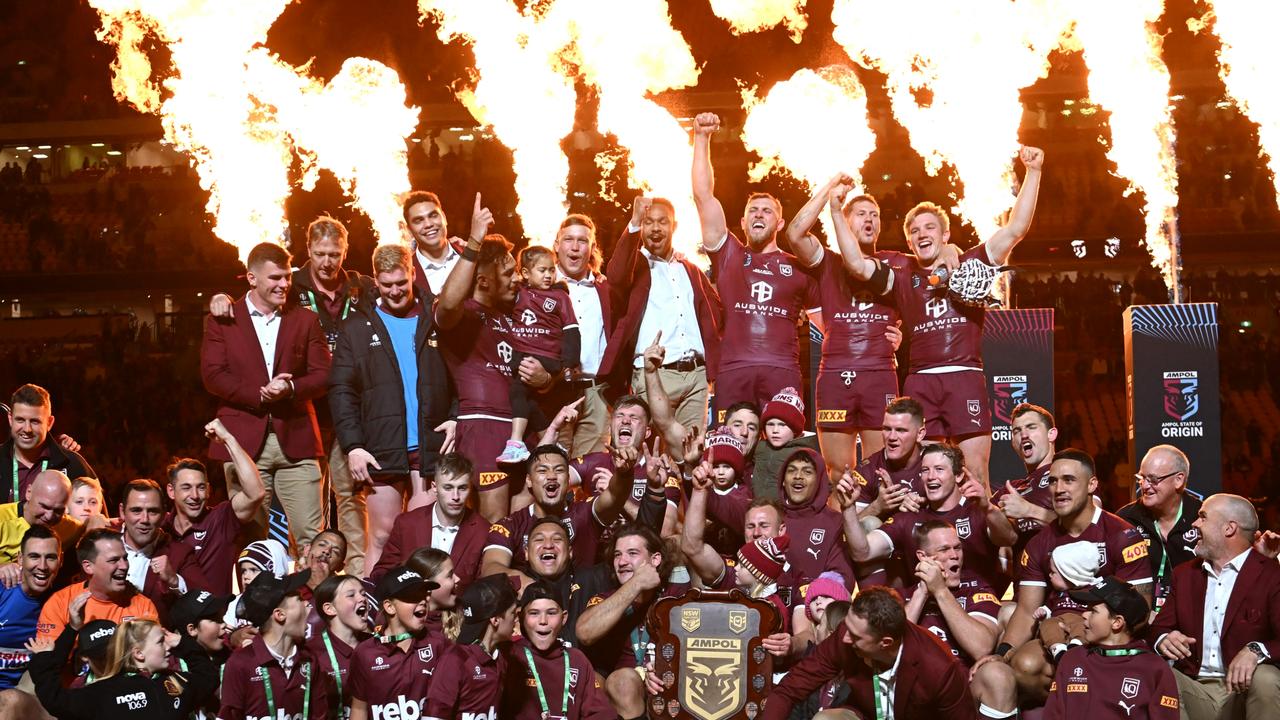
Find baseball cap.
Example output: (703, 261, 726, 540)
(170, 589, 232, 632)
(240, 570, 310, 626)
(78, 620, 117, 661)
(457, 575, 518, 645)
(374, 566, 439, 604)
(1068, 576, 1150, 632)
(518, 579, 564, 609)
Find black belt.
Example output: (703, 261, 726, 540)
(661, 356, 705, 372)
(567, 376, 605, 390)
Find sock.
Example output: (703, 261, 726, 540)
(978, 702, 1019, 719)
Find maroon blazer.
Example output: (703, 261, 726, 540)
(600, 226, 722, 383)
(1148, 550, 1280, 676)
(200, 295, 331, 461)
(122, 528, 210, 624)
(366, 503, 489, 590)
(761, 622, 976, 720)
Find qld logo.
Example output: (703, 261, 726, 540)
(991, 375, 1028, 425)
(1162, 371, 1199, 421)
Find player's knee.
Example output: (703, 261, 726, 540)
(605, 668, 642, 701)
(972, 660, 1017, 700)
(1009, 641, 1046, 680)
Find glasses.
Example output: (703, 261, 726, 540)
(1134, 471, 1180, 487)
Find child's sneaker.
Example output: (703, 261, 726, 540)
(496, 440, 530, 464)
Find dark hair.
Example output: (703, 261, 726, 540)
(246, 242, 291, 272)
(122, 478, 164, 507)
(724, 401, 760, 422)
(20, 524, 60, 555)
(10, 383, 51, 411)
(921, 442, 964, 476)
(165, 458, 206, 486)
(610, 524, 672, 582)
(314, 529, 349, 562)
(77, 528, 123, 565)
(517, 245, 553, 273)
(408, 547, 452, 581)
(527, 444, 569, 473)
(402, 191, 443, 224)
(849, 586, 907, 641)
(1011, 402, 1055, 429)
(1053, 448, 1096, 479)
(648, 197, 676, 217)
(435, 453, 474, 482)
(614, 395, 651, 423)
(313, 574, 362, 621)
(912, 519, 956, 552)
(884, 396, 925, 424)
(477, 234, 515, 274)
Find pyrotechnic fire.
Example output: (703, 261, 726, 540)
(89, 0, 418, 262)
(709, 0, 809, 42)
(1194, 1, 1280, 210)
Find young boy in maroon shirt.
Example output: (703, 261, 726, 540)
(348, 566, 442, 720)
(424, 574, 518, 720)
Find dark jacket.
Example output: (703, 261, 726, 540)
(1117, 492, 1203, 588)
(328, 295, 452, 477)
(0, 439, 96, 505)
(292, 264, 374, 430)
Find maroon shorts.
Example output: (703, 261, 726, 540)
(456, 417, 515, 492)
(903, 370, 991, 438)
(713, 365, 803, 425)
(815, 368, 899, 432)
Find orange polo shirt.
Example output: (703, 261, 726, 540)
(37, 582, 158, 640)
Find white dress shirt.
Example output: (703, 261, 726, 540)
(873, 642, 905, 720)
(123, 537, 187, 595)
(417, 246, 460, 295)
(1198, 547, 1252, 677)
(558, 268, 606, 376)
(634, 245, 705, 368)
(430, 503, 460, 555)
(247, 300, 282, 379)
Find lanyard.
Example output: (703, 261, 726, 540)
(379, 632, 413, 644)
(630, 626, 648, 667)
(258, 662, 310, 720)
(322, 631, 343, 700)
(873, 673, 890, 720)
(523, 647, 570, 718)
(1155, 502, 1183, 579)
(1098, 648, 1145, 656)
(12, 457, 47, 501)
(305, 290, 350, 321)
(179, 658, 189, 671)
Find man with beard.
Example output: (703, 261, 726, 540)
(162, 420, 266, 596)
(435, 195, 555, 522)
(995, 449, 1153, 706)
(775, 448, 861, 592)
(404, 191, 462, 296)
(761, 586, 978, 720)
(502, 580, 615, 720)
(116, 479, 209, 619)
(0, 526, 60, 690)
(992, 403, 1060, 577)
(39, 529, 159, 640)
(602, 196, 721, 431)
(481, 444, 628, 577)
(348, 566, 441, 720)
(827, 149, 1043, 495)
(210, 217, 375, 574)
(846, 443, 1017, 594)
(692, 112, 819, 420)
(329, 243, 456, 571)
(367, 453, 488, 590)
(853, 397, 929, 520)
(1118, 444, 1201, 612)
(1150, 493, 1280, 720)
(2, 384, 96, 505)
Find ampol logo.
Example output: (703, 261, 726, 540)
(1162, 371, 1199, 421)
(991, 375, 1028, 425)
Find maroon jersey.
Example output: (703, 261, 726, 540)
(814, 250, 900, 371)
(501, 638, 615, 720)
(424, 642, 506, 720)
(1020, 507, 1154, 615)
(509, 284, 578, 359)
(853, 449, 926, 503)
(485, 501, 605, 572)
(438, 298, 515, 419)
(582, 581, 688, 672)
(903, 583, 1002, 668)
(710, 232, 818, 373)
(878, 499, 1009, 594)
(164, 501, 242, 596)
(217, 636, 328, 720)
(1045, 643, 1180, 720)
(348, 628, 450, 717)
(306, 630, 361, 720)
(890, 244, 991, 373)
(571, 452, 680, 508)
(992, 464, 1054, 562)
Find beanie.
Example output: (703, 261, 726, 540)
(1051, 540, 1103, 589)
(804, 571, 851, 622)
(737, 535, 790, 586)
(705, 429, 746, 479)
(761, 387, 805, 436)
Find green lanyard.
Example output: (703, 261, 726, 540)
(523, 647, 570, 718)
(379, 632, 413, 644)
(873, 673, 889, 720)
(305, 291, 350, 321)
(322, 631, 343, 700)
(12, 457, 47, 501)
(178, 658, 188, 671)
(258, 662, 311, 720)
(1155, 502, 1183, 579)
(1098, 648, 1145, 656)
(630, 626, 648, 667)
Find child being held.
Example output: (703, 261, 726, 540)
(497, 245, 580, 464)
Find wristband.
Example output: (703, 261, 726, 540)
(461, 246, 479, 262)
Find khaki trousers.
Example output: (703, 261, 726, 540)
(559, 382, 611, 456)
(632, 366, 708, 432)
(225, 431, 323, 555)
(325, 437, 366, 576)
(1174, 665, 1280, 720)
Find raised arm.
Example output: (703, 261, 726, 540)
(691, 112, 729, 252)
(641, 332, 687, 453)
(434, 193, 493, 330)
(986, 146, 1043, 264)
(607, 198, 648, 290)
(681, 462, 730, 585)
(835, 470, 891, 562)
(829, 183, 883, 285)
(1000, 582, 1046, 649)
(577, 568, 658, 646)
(786, 173, 852, 268)
(207, 419, 266, 523)
(917, 560, 997, 660)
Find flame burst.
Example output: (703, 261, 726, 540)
(740, 66, 876, 243)
(709, 0, 809, 42)
(1063, 0, 1181, 291)
(89, 0, 418, 262)
(1195, 1, 1280, 209)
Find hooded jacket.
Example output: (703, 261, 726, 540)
(776, 448, 855, 591)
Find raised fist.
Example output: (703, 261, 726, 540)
(693, 113, 721, 136)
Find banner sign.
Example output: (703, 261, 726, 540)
(983, 308, 1055, 488)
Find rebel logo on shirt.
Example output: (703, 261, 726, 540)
(370, 694, 424, 720)
(460, 710, 496, 720)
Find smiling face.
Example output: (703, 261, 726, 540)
(1049, 458, 1098, 519)
(1136, 448, 1185, 511)
(743, 505, 784, 543)
(920, 451, 960, 506)
(555, 223, 595, 280)
(521, 598, 566, 651)
(327, 576, 372, 635)
(725, 409, 761, 454)
(375, 267, 415, 314)
(526, 522, 570, 579)
(135, 626, 171, 673)
(86, 537, 130, 595)
(167, 469, 208, 521)
(120, 488, 164, 549)
(612, 534, 660, 586)
(428, 558, 460, 610)
(21, 536, 60, 595)
(1010, 411, 1056, 469)
(611, 403, 649, 449)
(906, 210, 950, 265)
(406, 200, 449, 256)
(641, 203, 676, 258)
(741, 196, 784, 250)
(8, 401, 51, 453)
(247, 259, 291, 312)
(882, 411, 925, 464)
(783, 456, 819, 506)
(916, 527, 964, 589)
(529, 452, 570, 509)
